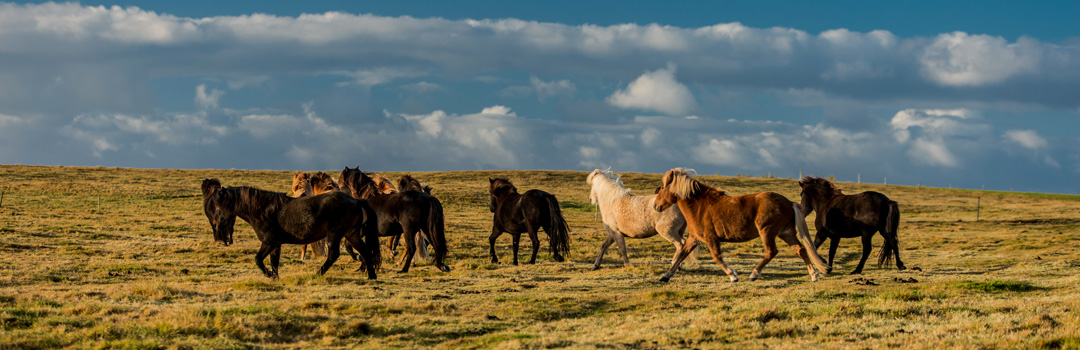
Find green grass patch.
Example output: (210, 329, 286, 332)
(953, 280, 1040, 293)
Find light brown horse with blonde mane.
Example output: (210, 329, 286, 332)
(652, 168, 830, 282)
(290, 171, 341, 259)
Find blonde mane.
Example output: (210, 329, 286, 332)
(587, 169, 632, 206)
(662, 168, 721, 199)
(290, 172, 313, 197)
(370, 174, 398, 194)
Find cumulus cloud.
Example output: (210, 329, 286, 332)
(919, 32, 1042, 86)
(1003, 129, 1048, 149)
(195, 84, 224, 109)
(334, 67, 427, 87)
(531, 76, 577, 101)
(607, 63, 698, 116)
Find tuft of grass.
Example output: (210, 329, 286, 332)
(953, 280, 1040, 293)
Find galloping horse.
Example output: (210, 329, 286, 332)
(339, 167, 450, 273)
(798, 177, 904, 274)
(652, 169, 830, 282)
(290, 171, 341, 260)
(388, 174, 434, 258)
(586, 169, 697, 269)
(201, 179, 380, 279)
(488, 178, 571, 265)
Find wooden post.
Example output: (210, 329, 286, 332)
(976, 196, 981, 222)
(1, 189, 5, 208)
(857, 173, 860, 184)
(799, 169, 802, 179)
(884, 177, 887, 187)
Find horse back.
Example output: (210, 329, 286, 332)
(827, 191, 891, 230)
(685, 191, 793, 242)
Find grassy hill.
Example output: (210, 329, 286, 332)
(1, 165, 1079, 348)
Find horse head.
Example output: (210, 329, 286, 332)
(798, 176, 840, 215)
(488, 177, 516, 213)
(653, 184, 678, 212)
(309, 172, 339, 195)
(201, 178, 235, 246)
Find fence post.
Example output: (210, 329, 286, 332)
(1, 189, 5, 208)
(976, 196, 981, 222)
(884, 177, 887, 187)
(857, 173, 860, 184)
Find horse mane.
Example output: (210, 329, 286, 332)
(214, 185, 290, 222)
(202, 178, 222, 199)
(587, 169, 631, 206)
(396, 174, 430, 194)
(489, 177, 518, 197)
(661, 168, 722, 198)
(370, 173, 398, 194)
(290, 172, 313, 197)
(799, 176, 842, 196)
(309, 172, 340, 194)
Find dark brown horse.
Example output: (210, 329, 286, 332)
(338, 167, 451, 273)
(289, 171, 342, 260)
(488, 178, 571, 265)
(652, 169, 830, 282)
(201, 179, 381, 279)
(798, 177, 904, 274)
(388, 174, 434, 257)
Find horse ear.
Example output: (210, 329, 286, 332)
(654, 186, 662, 194)
(201, 178, 222, 197)
(489, 178, 494, 183)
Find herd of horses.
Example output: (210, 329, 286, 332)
(201, 168, 904, 282)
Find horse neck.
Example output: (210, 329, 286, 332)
(592, 179, 630, 208)
(809, 191, 840, 213)
(224, 187, 289, 222)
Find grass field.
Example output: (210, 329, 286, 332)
(2, 165, 1080, 349)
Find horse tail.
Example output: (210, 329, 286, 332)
(426, 198, 448, 264)
(545, 194, 571, 260)
(794, 202, 830, 274)
(360, 202, 382, 273)
(878, 200, 901, 268)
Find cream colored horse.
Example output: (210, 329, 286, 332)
(586, 169, 697, 270)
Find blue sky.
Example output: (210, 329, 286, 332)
(1, 1, 1079, 193)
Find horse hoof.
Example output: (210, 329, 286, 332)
(439, 265, 451, 273)
(553, 256, 565, 262)
(592, 265, 600, 271)
(659, 276, 671, 282)
(850, 270, 862, 275)
(748, 273, 760, 281)
(729, 276, 738, 282)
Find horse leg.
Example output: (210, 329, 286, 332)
(592, 234, 615, 270)
(511, 233, 522, 266)
(526, 228, 541, 264)
(269, 246, 282, 279)
(827, 236, 840, 269)
(300, 244, 308, 260)
(320, 236, 342, 276)
(387, 235, 399, 258)
(416, 230, 432, 262)
(852, 233, 873, 274)
(659, 236, 699, 282)
(611, 229, 632, 267)
(399, 230, 418, 273)
(254, 243, 275, 279)
(749, 235, 780, 281)
(489, 227, 502, 264)
(659, 225, 697, 268)
(704, 237, 739, 282)
(779, 231, 819, 281)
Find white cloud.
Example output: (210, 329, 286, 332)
(400, 81, 442, 94)
(919, 32, 1042, 86)
(1004, 129, 1048, 149)
(692, 139, 745, 166)
(334, 67, 426, 87)
(607, 63, 698, 116)
(908, 138, 957, 167)
(195, 84, 224, 109)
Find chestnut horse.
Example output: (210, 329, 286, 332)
(652, 169, 830, 282)
(586, 169, 697, 269)
(339, 167, 450, 273)
(488, 178, 571, 265)
(798, 177, 904, 274)
(290, 171, 341, 260)
(201, 179, 380, 279)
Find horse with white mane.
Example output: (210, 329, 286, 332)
(586, 169, 697, 269)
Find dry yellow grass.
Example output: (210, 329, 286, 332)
(2, 165, 1080, 349)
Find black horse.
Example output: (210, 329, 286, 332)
(798, 177, 904, 274)
(488, 177, 571, 265)
(338, 167, 451, 273)
(200, 178, 381, 280)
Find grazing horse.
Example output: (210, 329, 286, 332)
(798, 177, 905, 274)
(586, 169, 697, 269)
(339, 167, 451, 273)
(290, 171, 341, 260)
(488, 178, 571, 265)
(652, 168, 830, 282)
(201, 179, 380, 279)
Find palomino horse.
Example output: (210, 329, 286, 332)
(339, 167, 450, 273)
(488, 178, 571, 265)
(586, 169, 697, 269)
(290, 171, 341, 260)
(652, 169, 830, 282)
(798, 177, 904, 274)
(201, 179, 380, 279)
